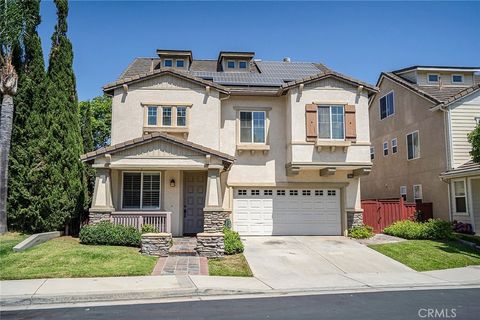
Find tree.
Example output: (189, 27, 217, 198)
(0, 0, 34, 234)
(79, 96, 112, 149)
(79, 100, 95, 212)
(468, 123, 480, 163)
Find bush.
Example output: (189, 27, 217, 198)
(79, 221, 141, 247)
(223, 227, 244, 255)
(383, 219, 453, 240)
(348, 225, 374, 239)
(141, 224, 158, 234)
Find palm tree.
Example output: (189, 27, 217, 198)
(0, 0, 32, 234)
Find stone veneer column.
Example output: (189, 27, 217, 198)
(141, 233, 172, 257)
(89, 168, 115, 224)
(347, 209, 364, 229)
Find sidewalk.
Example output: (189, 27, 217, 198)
(1, 266, 480, 307)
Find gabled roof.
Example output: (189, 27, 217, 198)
(81, 132, 235, 164)
(433, 83, 480, 109)
(392, 65, 480, 74)
(440, 161, 480, 179)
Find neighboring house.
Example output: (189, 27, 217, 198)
(361, 66, 480, 231)
(82, 49, 377, 239)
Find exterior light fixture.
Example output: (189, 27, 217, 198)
(170, 179, 176, 187)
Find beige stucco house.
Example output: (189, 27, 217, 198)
(82, 49, 378, 239)
(361, 66, 480, 232)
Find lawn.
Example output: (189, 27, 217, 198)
(369, 240, 480, 272)
(0, 233, 157, 280)
(208, 254, 253, 277)
(454, 233, 480, 246)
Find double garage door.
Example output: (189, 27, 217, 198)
(233, 188, 341, 236)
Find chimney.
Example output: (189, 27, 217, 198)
(283, 57, 291, 63)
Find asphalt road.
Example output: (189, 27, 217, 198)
(3, 289, 480, 320)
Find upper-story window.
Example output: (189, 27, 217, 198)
(162, 107, 172, 126)
(406, 131, 420, 160)
(227, 60, 236, 69)
(240, 111, 266, 143)
(392, 138, 398, 154)
(383, 141, 389, 156)
(379, 91, 394, 120)
(177, 107, 187, 126)
(147, 107, 157, 126)
(144, 105, 190, 130)
(163, 59, 173, 67)
(176, 59, 185, 68)
(370, 147, 375, 160)
(318, 105, 345, 140)
(239, 61, 247, 69)
(452, 74, 464, 84)
(427, 74, 439, 84)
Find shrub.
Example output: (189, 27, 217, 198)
(141, 224, 158, 234)
(383, 219, 453, 240)
(79, 221, 141, 247)
(223, 227, 244, 255)
(348, 225, 374, 239)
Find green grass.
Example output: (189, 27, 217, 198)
(454, 233, 480, 246)
(369, 240, 480, 272)
(0, 233, 157, 280)
(208, 254, 253, 277)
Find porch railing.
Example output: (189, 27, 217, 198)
(111, 212, 171, 233)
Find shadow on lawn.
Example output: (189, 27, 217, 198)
(436, 240, 480, 259)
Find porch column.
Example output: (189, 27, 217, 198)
(89, 168, 115, 224)
(205, 167, 223, 209)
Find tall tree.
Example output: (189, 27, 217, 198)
(0, 0, 33, 234)
(468, 123, 480, 163)
(79, 100, 94, 212)
(80, 96, 112, 149)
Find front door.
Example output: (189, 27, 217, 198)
(183, 172, 207, 235)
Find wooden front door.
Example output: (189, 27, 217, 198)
(183, 172, 206, 235)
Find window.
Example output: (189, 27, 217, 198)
(163, 59, 173, 67)
(239, 61, 247, 69)
(227, 60, 235, 69)
(327, 190, 336, 196)
(413, 185, 423, 201)
(400, 186, 407, 201)
(392, 138, 398, 154)
(476, 117, 480, 125)
(147, 107, 157, 126)
(427, 74, 439, 83)
(452, 74, 464, 83)
(379, 92, 394, 120)
(406, 131, 420, 160)
(264, 190, 273, 196)
(122, 172, 161, 209)
(370, 147, 375, 160)
(176, 59, 185, 68)
(277, 190, 286, 196)
(251, 190, 260, 196)
(289, 190, 298, 196)
(302, 190, 311, 196)
(315, 190, 324, 196)
(318, 105, 345, 140)
(238, 190, 247, 196)
(162, 107, 172, 126)
(453, 180, 467, 213)
(177, 107, 187, 126)
(383, 141, 388, 156)
(240, 111, 266, 143)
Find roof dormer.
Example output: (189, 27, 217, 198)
(156, 49, 193, 70)
(217, 51, 255, 72)
(393, 66, 480, 87)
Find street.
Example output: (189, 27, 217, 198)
(3, 288, 480, 320)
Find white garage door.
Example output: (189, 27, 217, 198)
(233, 188, 341, 236)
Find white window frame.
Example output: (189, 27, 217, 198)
(239, 60, 248, 69)
(452, 179, 468, 215)
(317, 105, 345, 140)
(175, 59, 185, 68)
(383, 141, 389, 156)
(147, 106, 158, 126)
(370, 146, 375, 160)
(451, 74, 464, 84)
(227, 60, 236, 69)
(379, 91, 395, 120)
(121, 171, 162, 210)
(392, 138, 398, 154)
(427, 73, 439, 84)
(163, 59, 173, 67)
(406, 130, 420, 160)
(400, 186, 407, 200)
(413, 184, 423, 201)
(239, 110, 267, 144)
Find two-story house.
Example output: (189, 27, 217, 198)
(81, 49, 377, 241)
(361, 66, 480, 231)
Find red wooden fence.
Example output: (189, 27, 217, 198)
(361, 198, 433, 233)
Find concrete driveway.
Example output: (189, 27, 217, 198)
(243, 236, 414, 289)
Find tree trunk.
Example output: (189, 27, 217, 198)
(0, 94, 14, 234)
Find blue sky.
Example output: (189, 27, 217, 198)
(37, 1, 480, 101)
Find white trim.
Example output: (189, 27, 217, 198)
(227, 60, 236, 69)
(451, 74, 464, 84)
(427, 73, 439, 84)
(406, 130, 420, 160)
(175, 59, 186, 68)
(413, 184, 423, 201)
(317, 105, 346, 141)
(452, 178, 469, 216)
(239, 110, 267, 144)
(379, 91, 395, 120)
(163, 59, 173, 67)
(121, 171, 162, 210)
(383, 141, 388, 157)
(239, 60, 248, 69)
(391, 137, 398, 154)
(370, 146, 375, 161)
(400, 185, 407, 197)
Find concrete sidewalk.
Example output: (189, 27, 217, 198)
(1, 266, 480, 307)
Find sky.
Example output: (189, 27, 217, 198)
(37, 1, 480, 101)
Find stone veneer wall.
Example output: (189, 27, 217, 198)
(141, 233, 172, 257)
(347, 210, 364, 229)
(203, 211, 228, 233)
(89, 212, 111, 224)
(196, 233, 224, 258)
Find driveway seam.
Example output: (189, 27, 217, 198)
(253, 276, 274, 290)
(294, 237, 348, 274)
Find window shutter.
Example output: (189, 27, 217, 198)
(305, 104, 318, 142)
(345, 104, 356, 141)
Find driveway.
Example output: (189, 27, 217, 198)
(243, 236, 414, 289)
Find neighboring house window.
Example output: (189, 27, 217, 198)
(453, 180, 467, 213)
(147, 106, 157, 126)
(413, 184, 423, 202)
(239, 61, 247, 69)
(318, 105, 345, 140)
(400, 186, 407, 201)
(392, 138, 398, 154)
(227, 60, 235, 69)
(177, 107, 187, 126)
(370, 147, 375, 160)
(475, 117, 480, 124)
(163, 59, 173, 67)
(122, 172, 161, 209)
(451, 74, 464, 84)
(176, 59, 185, 68)
(383, 141, 388, 156)
(406, 131, 420, 160)
(162, 107, 172, 126)
(379, 92, 394, 120)
(427, 74, 439, 84)
(240, 111, 266, 143)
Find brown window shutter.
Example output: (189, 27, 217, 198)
(345, 104, 356, 141)
(305, 104, 317, 142)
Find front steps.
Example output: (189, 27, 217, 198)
(168, 237, 198, 256)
